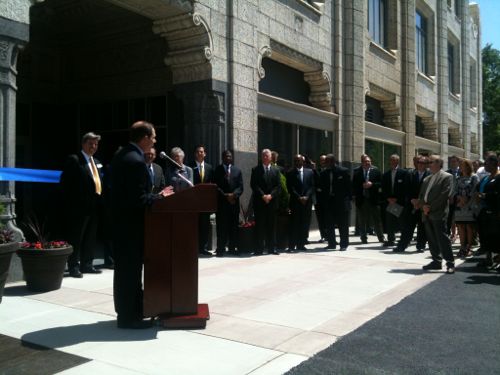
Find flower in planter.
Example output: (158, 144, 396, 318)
(21, 214, 69, 250)
(21, 240, 69, 250)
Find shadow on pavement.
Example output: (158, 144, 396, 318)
(21, 320, 158, 349)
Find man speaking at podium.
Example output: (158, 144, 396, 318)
(110, 121, 173, 329)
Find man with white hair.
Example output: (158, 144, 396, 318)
(418, 154, 455, 274)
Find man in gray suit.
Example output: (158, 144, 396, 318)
(418, 154, 455, 274)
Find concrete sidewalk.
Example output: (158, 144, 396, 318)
(0, 230, 458, 375)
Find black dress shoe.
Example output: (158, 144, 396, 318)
(422, 261, 442, 270)
(253, 251, 263, 256)
(69, 269, 83, 278)
(383, 241, 395, 247)
(297, 246, 307, 251)
(392, 247, 405, 253)
(416, 248, 425, 253)
(199, 250, 213, 256)
(269, 250, 280, 255)
(361, 238, 368, 244)
(81, 267, 102, 274)
(117, 319, 153, 329)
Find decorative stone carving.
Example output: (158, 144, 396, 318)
(269, 39, 322, 72)
(368, 83, 401, 130)
(448, 125, 462, 147)
(304, 70, 332, 111)
(257, 45, 272, 80)
(416, 104, 438, 141)
(153, 12, 213, 84)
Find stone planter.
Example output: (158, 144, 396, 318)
(0, 242, 19, 303)
(16, 246, 73, 292)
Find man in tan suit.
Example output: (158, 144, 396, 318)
(418, 155, 455, 274)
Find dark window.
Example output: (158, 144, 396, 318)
(259, 59, 310, 105)
(416, 11, 428, 74)
(416, 116, 425, 137)
(448, 43, 455, 93)
(454, 0, 461, 18)
(368, 0, 386, 47)
(365, 139, 401, 173)
(365, 96, 385, 125)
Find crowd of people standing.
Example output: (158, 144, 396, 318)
(59, 121, 499, 327)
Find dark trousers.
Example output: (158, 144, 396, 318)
(216, 203, 239, 252)
(357, 200, 384, 241)
(314, 201, 327, 239)
(113, 238, 144, 322)
(424, 218, 454, 266)
(325, 198, 350, 248)
(398, 209, 427, 250)
(255, 204, 277, 251)
(385, 209, 401, 243)
(198, 213, 211, 251)
(67, 213, 98, 270)
(477, 210, 499, 254)
(289, 201, 312, 249)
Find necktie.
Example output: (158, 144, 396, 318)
(90, 157, 102, 195)
(200, 163, 204, 183)
(149, 165, 154, 185)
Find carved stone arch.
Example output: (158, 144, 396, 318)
(416, 104, 438, 141)
(304, 70, 332, 111)
(367, 82, 401, 130)
(267, 39, 332, 112)
(152, 12, 213, 84)
(257, 45, 272, 80)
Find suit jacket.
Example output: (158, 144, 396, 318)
(408, 169, 430, 200)
(418, 170, 453, 221)
(191, 161, 214, 184)
(165, 164, 193, 192)
(382, 168, 409, 206)
(352, 166, 382, 207)
(319, 166, 352, 211)
(214, 163, 243, 208)
(149, 162, 165, 194)
(250, 164, 281, 210)
(60, 151, 103, 216)
(286, 168, 314, 208)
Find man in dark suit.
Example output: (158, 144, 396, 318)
(214, 150, 243, 257)
(419, 154, 455, 274)
(352, 155, 385, 244)
(286, 154, 314, 251)
(394, 155, 430, 252)
(144, 147, 165, 194)
(60, 132, 104, 278)
(320, 154, 352, 251)
(190, 145, 214, 256)
(250, 148, 281, 255)
(382, 154, 409, 247)
(110, 121, 173, 329)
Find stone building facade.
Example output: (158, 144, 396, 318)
(0, 0, 482, 233)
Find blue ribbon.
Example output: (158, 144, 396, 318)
(0, 168, 62, 183)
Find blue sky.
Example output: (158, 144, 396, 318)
(473, 0, 500, 49)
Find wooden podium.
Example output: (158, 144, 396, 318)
(143, 184, 217, 328)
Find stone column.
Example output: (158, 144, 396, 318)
(152, 12, 228, 166)
(460, 0, 470, 158)
(341, 0, 365, 166)
(436, 0, 449, 160)
(0, 19, 29, 241)
(400, 0, 416, 167)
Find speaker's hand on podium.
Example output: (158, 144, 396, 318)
(159, 185, 175, 197)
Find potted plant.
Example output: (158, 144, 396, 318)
(16, 216, 72, 292)
(276, 172, 290, 250)
(0, 203, 19, 303)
